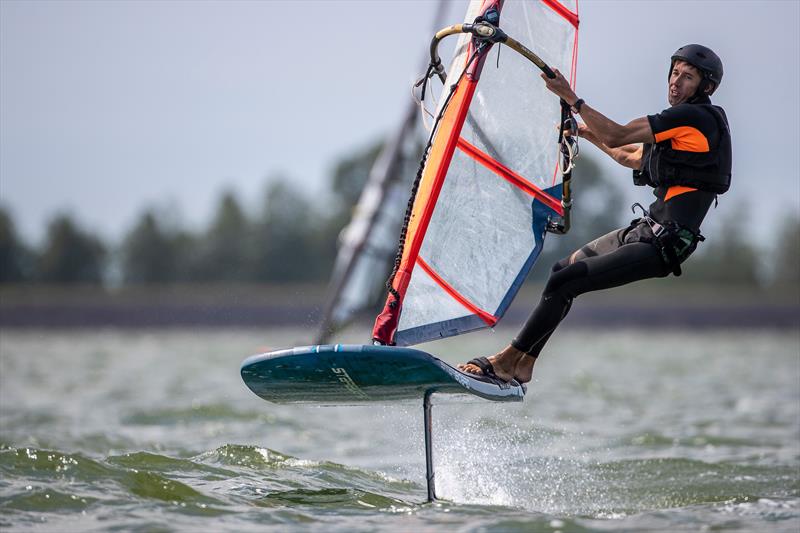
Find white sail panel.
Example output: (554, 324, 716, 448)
(398, 266, 474, 334)
(417, 149, 539, 311)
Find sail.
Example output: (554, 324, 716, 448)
(373, 0, 579, 346)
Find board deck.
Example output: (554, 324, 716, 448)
(240, 344, 525, 404)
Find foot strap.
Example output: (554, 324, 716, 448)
(463, 357, 514, 388)
(465, 357, 497, 378)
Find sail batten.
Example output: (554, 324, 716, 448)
(456, 137, 563, 213)
(543, 0, 579, 28)
(416, 255, 498, 327)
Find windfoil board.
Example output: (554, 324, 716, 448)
(241, 344, 525, 404)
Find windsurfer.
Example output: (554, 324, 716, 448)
(459, 44, 731, 384)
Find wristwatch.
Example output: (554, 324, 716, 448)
(571, 98, 585, 114)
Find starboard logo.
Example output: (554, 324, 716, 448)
(331, 367, 368, 399)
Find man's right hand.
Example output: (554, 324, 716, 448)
(576, 122, 595, 143)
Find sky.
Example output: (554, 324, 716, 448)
(1, 0, 799, 247)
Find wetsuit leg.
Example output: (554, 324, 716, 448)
(511, 227, 670, 357)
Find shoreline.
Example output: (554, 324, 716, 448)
(1, 283, 797, 330)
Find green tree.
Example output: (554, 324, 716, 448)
(253, 180, 333, 281)
(120, 210, 179, 283)
(681, 204, 759, 285)
(0, 206, 34, 283)
(187, 191, 254, 281)
(771, 212, 800, 286)
(37, 213, 106, 283)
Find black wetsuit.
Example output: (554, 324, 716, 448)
(511, 95, 730, 356)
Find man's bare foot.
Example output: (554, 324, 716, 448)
(457, 345, 527, 383)
(512, 353, 537, 384)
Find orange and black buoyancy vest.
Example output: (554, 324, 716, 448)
(634, 105, 732, 194)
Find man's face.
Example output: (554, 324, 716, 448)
(668, 60, 703, 106)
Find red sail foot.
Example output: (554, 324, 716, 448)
(372, 296, 401, 345)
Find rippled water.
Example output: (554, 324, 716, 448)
(1, 327, 798, 531)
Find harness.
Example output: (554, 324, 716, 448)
(633, 104, 732, 194)
(630, 203, 705, 276)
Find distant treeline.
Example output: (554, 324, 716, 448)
(1, 140, 798, 288)
(0, 141, 382, 286)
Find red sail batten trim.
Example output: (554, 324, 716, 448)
(456, 137, 564, 215)
(570, 23, 579, 87)
(416, 256, 497, 327)
(542, 0, 579, 28)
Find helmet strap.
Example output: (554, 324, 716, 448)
(688, 78, 713, 103)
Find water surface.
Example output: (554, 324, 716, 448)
(1, 327, 798, 531)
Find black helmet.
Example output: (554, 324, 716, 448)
(670, 44, 723, 95)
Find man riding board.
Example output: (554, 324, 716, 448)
(459, 44, 732, 384)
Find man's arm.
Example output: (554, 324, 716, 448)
(540, 68, 655, 148)
(577, 105, 653, 148)
(578, 124, 643, 169)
